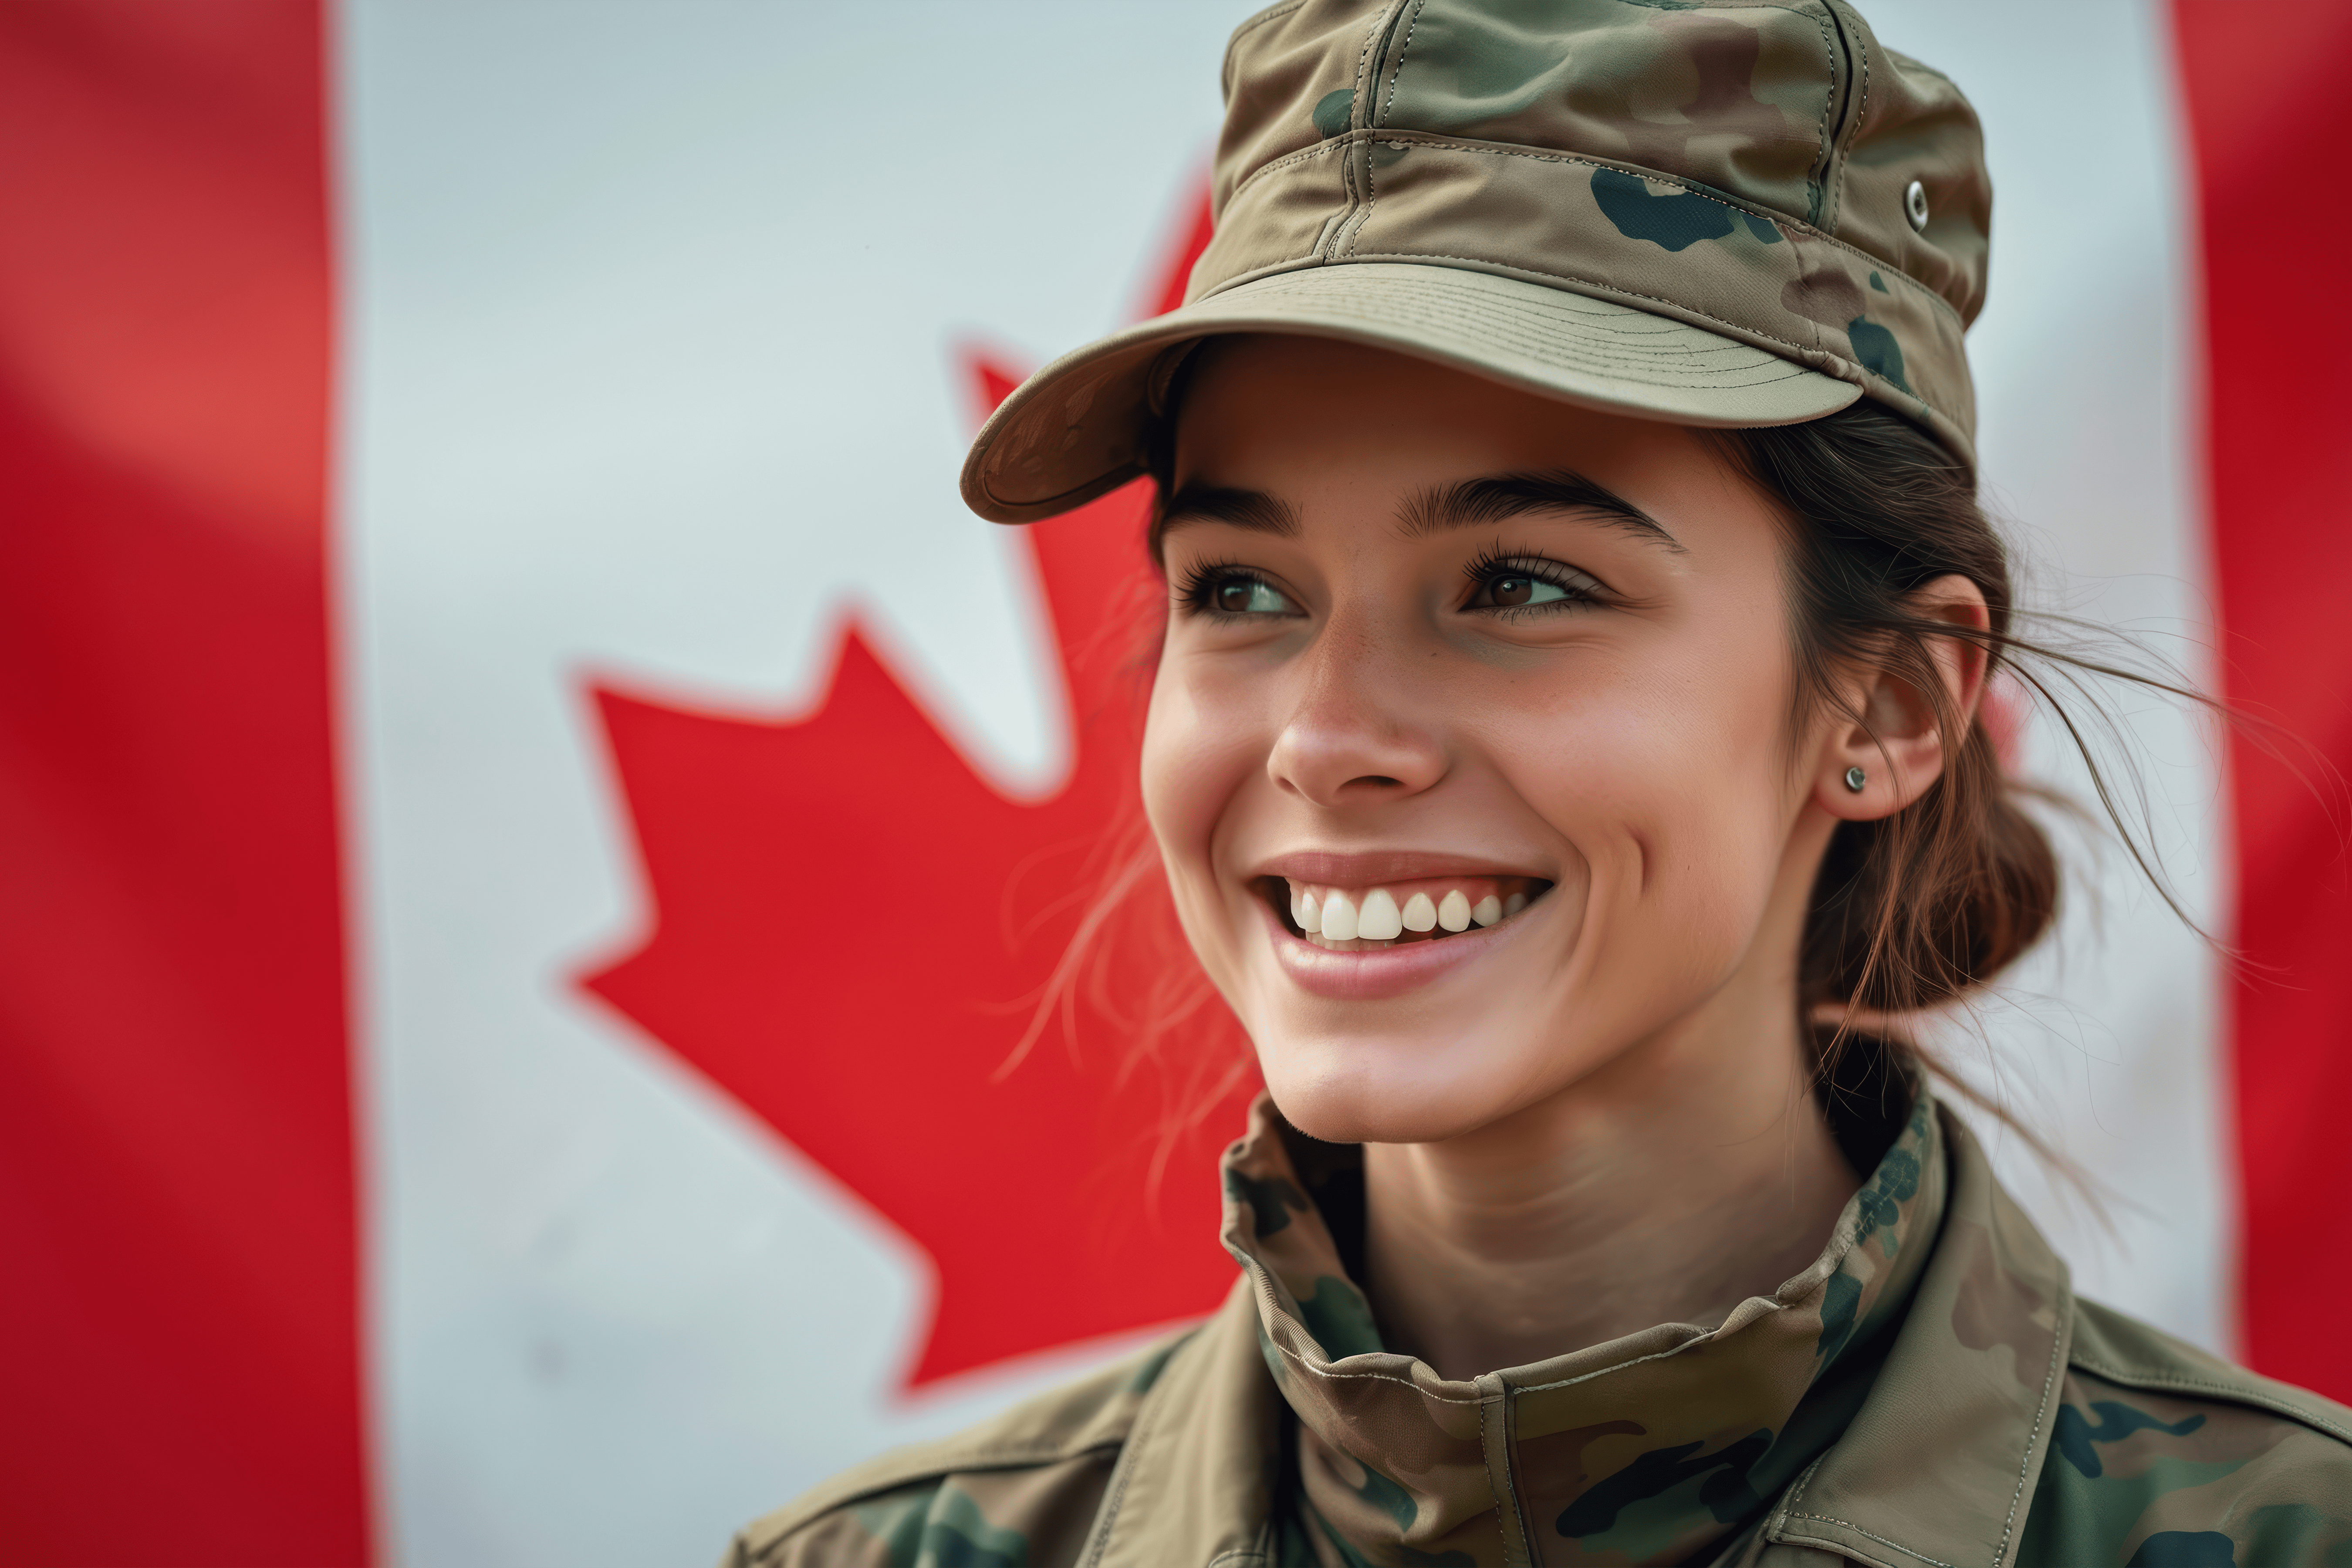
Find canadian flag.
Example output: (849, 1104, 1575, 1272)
(2, 3, 2347, 1565)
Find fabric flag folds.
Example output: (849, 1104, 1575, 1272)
(0, 3, 2345, 1565)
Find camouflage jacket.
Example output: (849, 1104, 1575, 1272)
(727, 1089, 2352, 1567)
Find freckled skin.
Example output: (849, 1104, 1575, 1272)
(1140, 335, 1989, 1375)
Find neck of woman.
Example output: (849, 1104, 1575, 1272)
(1360, 981, 1858, 1382)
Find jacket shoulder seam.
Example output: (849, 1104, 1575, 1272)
(2068, 1352, 2352, 1446)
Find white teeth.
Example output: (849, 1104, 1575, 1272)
(1291, 881, 1534, 945)
(1321, 889, 1360, 942)
(1306, 933, 1393, 951)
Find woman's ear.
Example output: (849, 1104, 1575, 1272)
(1816, 573, 1992, 821)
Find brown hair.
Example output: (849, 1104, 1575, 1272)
(1715, 403, 2057, 1021)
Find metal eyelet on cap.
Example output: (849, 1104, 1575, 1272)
(1904, 179, 1930, 233)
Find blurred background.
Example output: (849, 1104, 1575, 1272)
(3, 2, 2348, 1565)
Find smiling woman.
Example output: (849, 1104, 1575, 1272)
(1137, 333, 2014, 1379)
(728, 2, 2352, 1565)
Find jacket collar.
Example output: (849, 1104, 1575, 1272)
(1087, 1094, 2072, 1568)
(1224, 1089, 1947, 1565)
(1756, 1104, 2072, 1568)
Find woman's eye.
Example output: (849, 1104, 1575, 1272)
(1207, 575, 1293, 615)
(1484, 575, 1568, 608)
(1464, 561, 1598, 612)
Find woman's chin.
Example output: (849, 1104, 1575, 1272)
(1255, 1036, 1535, 1146)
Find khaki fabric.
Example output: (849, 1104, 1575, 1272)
(964, 0, 1991, 525)
(1228, 1091, 1943, 1565)
(727, 1088, 2352, 1567)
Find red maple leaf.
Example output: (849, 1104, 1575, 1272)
(578, 192, 1260, 1388)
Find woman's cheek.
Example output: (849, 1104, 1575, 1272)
(1504, 689, 1775, 998)
(1142, 669, 1257, 951)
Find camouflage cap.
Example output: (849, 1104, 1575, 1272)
(962, 0, 1990, 524)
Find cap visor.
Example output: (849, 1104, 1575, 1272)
(962, 261, 1861, 523)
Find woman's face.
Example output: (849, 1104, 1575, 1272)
(1142, 335, 1845, 1145)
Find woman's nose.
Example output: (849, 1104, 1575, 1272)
(1264, 629, 1448, 808)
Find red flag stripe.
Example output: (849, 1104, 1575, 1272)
(2173, 0, 2352, 1398)
(0, 4, 367, 1562)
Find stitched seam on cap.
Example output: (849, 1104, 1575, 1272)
(1230, 131, 1965, 334)
(1225, 132, 1350, 201)
(1377, 0, 1427, 125)
(1213, 137, 1352, 272)
(1806, 3, 1836, 226)
(1349, 3, 1388, 115)
(1352, 0, 1428, 257)
(1827, 1, 1870, 234)
(1324, 7, 1378, 258)
(1339, 1, 1407, 257)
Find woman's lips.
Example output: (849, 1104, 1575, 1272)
(1254, 850, 1548, 887)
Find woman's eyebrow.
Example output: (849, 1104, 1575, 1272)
(1399, 472, 1686, 553)
(1156, 485, 1301, 539)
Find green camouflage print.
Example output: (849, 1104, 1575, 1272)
(1223, 1091, 1942, 1566)
(727, 1083, 2352, 1567)
(1203, 0, 1983, 453)
(2013, 1313, 2352, 1566)
(964, 0, 1994, 525)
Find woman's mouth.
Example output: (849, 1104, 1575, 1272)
(1262, 874, 1552, 950)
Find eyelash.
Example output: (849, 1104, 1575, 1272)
(1459, 545, 1608, 617)
(1172, 549, 1609, 621)
(1173, 557, 1275, 620)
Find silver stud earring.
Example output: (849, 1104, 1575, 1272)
(1844, 765, 1867, 793)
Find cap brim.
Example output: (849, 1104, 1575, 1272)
(961, 261, 1862, 524)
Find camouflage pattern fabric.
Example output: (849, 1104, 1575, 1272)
(1227, 1089, 1943, 1566)
(965, 0, 1993, 525)
(1200, 0, 1982, 451)
(726, 1087, 2352, 1567)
